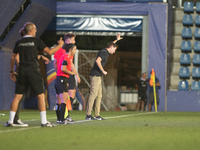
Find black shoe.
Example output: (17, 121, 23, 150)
(65, 115, 75, 122)
(85, 115, 96, 120)
(94, 116, 105, 120)
(4, 122, 13, 127)
(41, 121, 55, 127)
(59, 120, 68, 124)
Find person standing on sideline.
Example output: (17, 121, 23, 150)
(53, 33, 81, 123)
(148, 72, 160, 111)
(85, 42, 118, 120)
(54, 44, 77, 124)
(12, 28, 50, 127)
(136, 72, 147, 111)
(4, 22, 64, 127)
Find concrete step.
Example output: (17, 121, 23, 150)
(172, 22, 196, 36)
(173, 7, 197, 23)
(171, 35, 195, 49)
(170, 74, 194, 86)
(171, 48, 195, 61)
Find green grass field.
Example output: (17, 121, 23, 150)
(0, 110, 200, 150)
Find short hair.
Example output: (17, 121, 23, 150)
(62, 43, 76, 53)
(19, 28, 26, 37)
(106, 42, 118, 49)
(64, 33, 76, 41)
(141, 72, 147, 77)
(23, 22, 34, 34)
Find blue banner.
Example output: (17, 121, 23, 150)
(56, 16, 142, 32)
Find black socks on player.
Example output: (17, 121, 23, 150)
(60, 103, 66, 122)
(56, 104, 60, 121)
(70, 97, 74, 106)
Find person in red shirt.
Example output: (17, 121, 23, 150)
(54, 44, 77, 124)
(53, 33, 81, 123)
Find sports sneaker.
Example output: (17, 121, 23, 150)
(94, 116, 105, 120)
(41, 121, 55, 127)
(65, 115, 75, 122)
(4, 122, 13, 127)
(13, 119, 28, 127)
(85, 115, 96, 120)
(59, 120, 68, 125)
(57, 120, 60, 124)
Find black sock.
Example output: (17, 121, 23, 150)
(55, 104, 60, 121)
(68, 111, 70, 117)
(60, 103, 66, 122)
(70, 97, 74, 106)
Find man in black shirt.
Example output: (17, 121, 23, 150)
(4, 22, 64, 127)
(136, 72, 147, 111)
(85, 42, 118, 120)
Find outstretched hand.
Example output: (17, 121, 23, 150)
(42, 56, 51, 64)
(116, 33, 123, 41)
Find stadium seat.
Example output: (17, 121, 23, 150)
(195, 15, 200, 26)
(179, 67, 190, 79)
(178, 80, 189, 91)
(193, 54, 200, 66)
(183, 14, 193, 26)
(183, 2, 194, 13)
(180, 53, 191, 65)
(196, 2, 200, 14)
(194, 41, 200, 53)
(182, 28, 192, 39)
(192, 67, 200, 79)
(194, 28, 200, 39)
(181, 40, 192, 52)
(191, 81, 200, 91)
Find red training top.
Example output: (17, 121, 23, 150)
(57, 53, 73, 78)
(54, 47, 66, 68)
(54, 47, 74, 68)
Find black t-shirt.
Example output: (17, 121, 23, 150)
(137, 79, 147, 95)
(90, 48, 110, 77)
(13, 37, 46, 70)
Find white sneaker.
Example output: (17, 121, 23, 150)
(41, 121, 55, 127)
(66, 115, 75, 122)
(13, 119, 28, 127)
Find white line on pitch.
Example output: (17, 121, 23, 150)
(0, 112, 157, 133)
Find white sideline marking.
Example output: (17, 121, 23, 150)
(0, 112, 156, 133)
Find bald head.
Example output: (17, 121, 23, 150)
(23, 22, 37, 37)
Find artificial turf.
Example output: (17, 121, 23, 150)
(0, 110, 200, 150)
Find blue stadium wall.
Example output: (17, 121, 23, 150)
(1, 1, 179, 112)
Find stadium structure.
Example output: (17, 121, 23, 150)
(0, 0, 199, 112)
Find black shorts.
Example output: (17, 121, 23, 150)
(138, 93, 147, 101)
(54, 76, 68, 94)
(15, 68, 44, 95)
(68, 75, 76, 90)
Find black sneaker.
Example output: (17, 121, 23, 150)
(94, 116, 105, 120)
(65, 115, 75, 122)
(41, 121, 55, 127)
(85, 115, 96, 120)
(4, 122, 13, 127)
(59, 120, 68, 125)
(13, 119, 28, 127)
